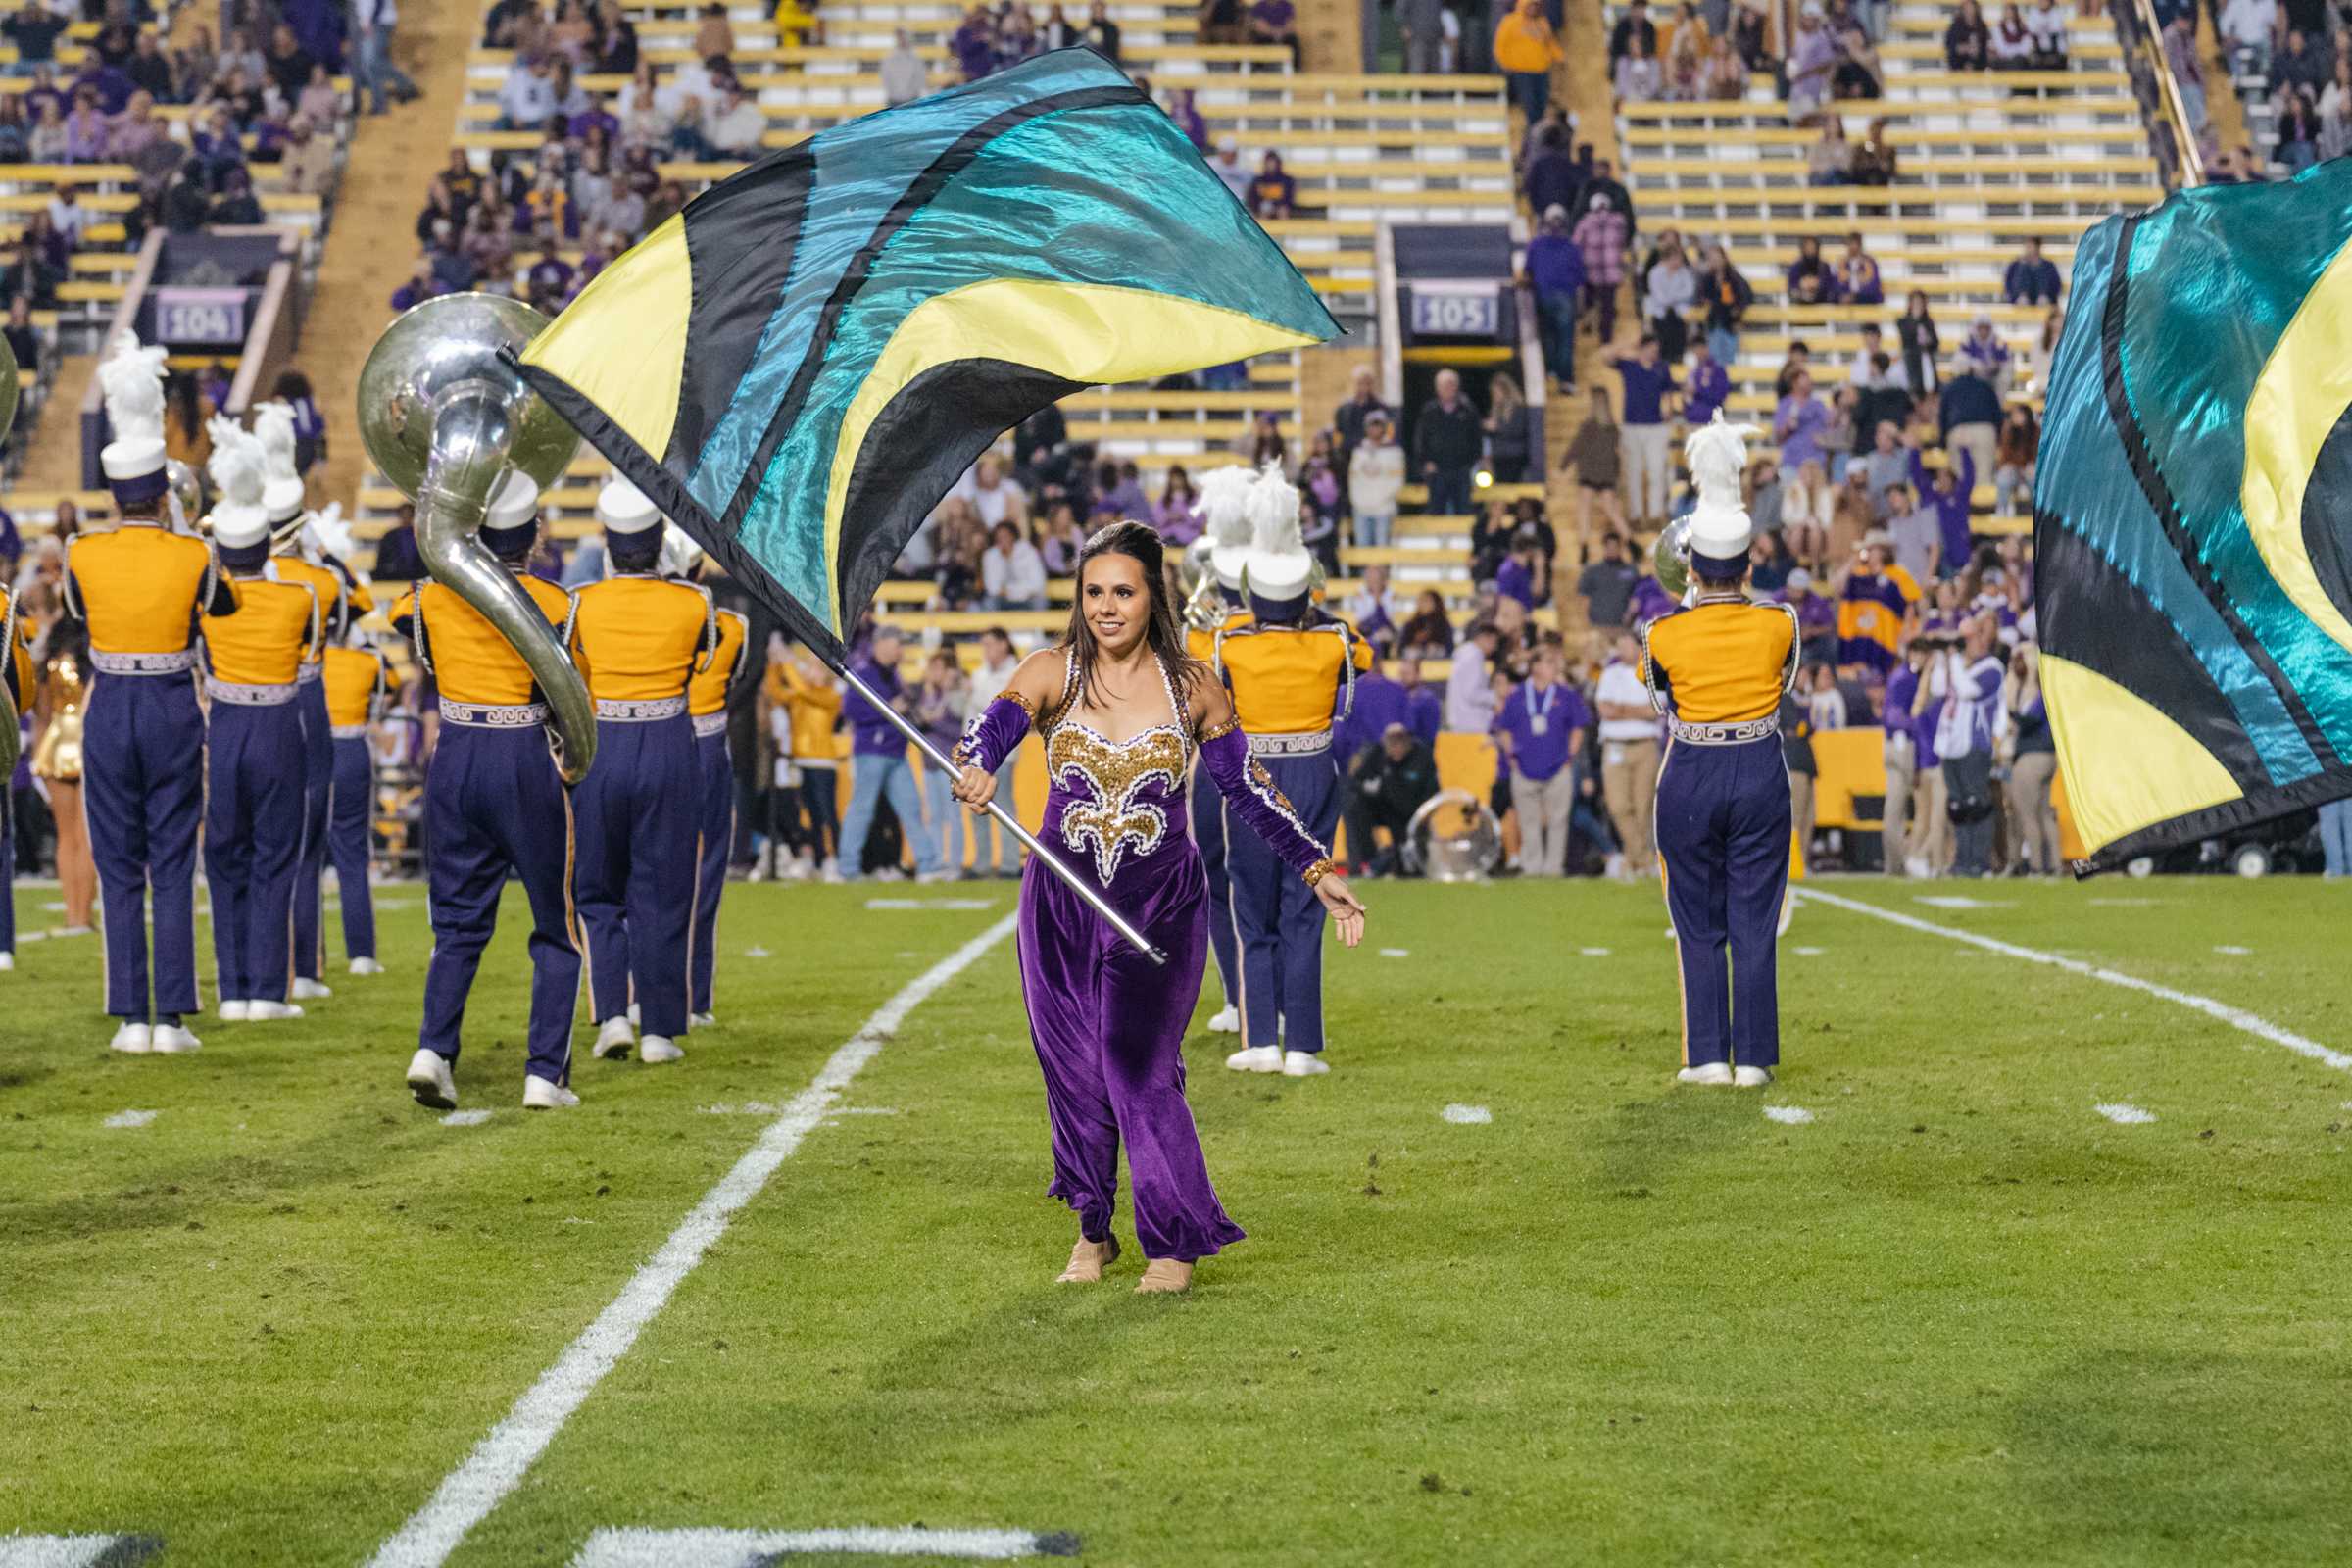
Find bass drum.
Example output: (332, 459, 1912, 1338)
(1404, 788, 1502, 882)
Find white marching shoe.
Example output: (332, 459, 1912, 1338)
(0, 951, 13, 972)
(350, 956, 385, 976)
(407, 1048, 458, 1110)
(246, 1000, 305, 1021)
(219, 1000, 252, 1022)
(1205, 1004, 1241, 1035)
(638, 1034, 685, 1064)
(291, 977, 333, 1001)
(593, 1016, 636, 1060)
(1224, 1044, 1283, 1073)
(1280, 1050, 1330, 1077)
(522, 1075, 580, 1110)
(1734, 1065, 1775, 1088)
(109, 1022, 153, 1054)
(690, 1012, 716, 1029)
(150, 1023, 203, 1054)
(1676, 1062, 1735, 1086)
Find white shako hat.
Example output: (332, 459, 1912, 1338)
(1241, 462, 1313, 604)
(596, 476, 661, 534)
(1682, 411, 1760, 572)
(204, 416, 270, 549)
(485, 469, 541, 530)
(255, 400, 306, 525)
(1196, 464, 1257, 591)
(97, 332, 170, 500)
(657, 520, 703, 577)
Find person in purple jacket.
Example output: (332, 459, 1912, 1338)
(1905, 435, 1976, 578)
(1493, 643, 1590, 876)
(1882, 639, 1943, 875)
(836, 624, 944, 881)
(1684, 336, 1730, 426)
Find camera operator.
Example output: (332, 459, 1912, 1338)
(1930, 612, 2005, 877)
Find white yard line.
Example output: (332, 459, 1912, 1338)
(568, 1525, 1071, 1565)
(1793, 887, 2352, 1072)
(0, 1537, 158, 1568)
(364, 914, 1019, 1568)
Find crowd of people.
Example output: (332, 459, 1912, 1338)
(2212, 0, 2352, 172)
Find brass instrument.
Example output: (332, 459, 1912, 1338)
(1651, 516, 1693, 601)
(165, 458, 204, 536)
(356, 294, 596, 783)
(1176, 535, 1223, 632)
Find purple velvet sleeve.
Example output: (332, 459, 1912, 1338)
(952, 694, 1035, 773)
(1200, 725, 1335, 883)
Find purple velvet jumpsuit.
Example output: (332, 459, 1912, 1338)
(956, 649, 1336, 1262)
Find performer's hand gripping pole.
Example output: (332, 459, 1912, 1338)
(832, 661, 1168, 966)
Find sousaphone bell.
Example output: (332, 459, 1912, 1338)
(356, 293, 596, 782)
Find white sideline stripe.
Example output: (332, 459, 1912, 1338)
(0, 1537, 143, 1568)
(1794, 887, 2352, 1072)
(364, 914, 1020, 1568)
(569, 1525, 1059, 1565)
(2097, 1102, 2157, 1125)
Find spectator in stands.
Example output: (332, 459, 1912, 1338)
(25, 98, 64, 165)
(373, 505, 423, 581)
(1931, 612, 2003, 876)
(1345, 564, 1401, 646)
(1939, 363, 2001, 494)
(1397, 589, 1454, 661)
(1494, 643, 1583, 876)
(1781, 458, 1831, 565)
(500, 52, 559, 129)
(1398, 0, 1444, 71)
(881, 32, 929, 106)
(1731, 0, 1770, 67)
(1250, 0, 1301, 63)
(703, 82, 766, 159)
(1080, 0, 1122, 59)
(1340, 412, 1399, 550)
(1695, 243, 1750, 365)
(163, 371, 214, 480)
(1616, 33, 1662, 99)
(1946, 0, 1991, 67)
(1993, 404, 2039, 514)
(1702, 34, 1748, 97)
(1788, 236, 1836, 303)
(1334, 363, 1392, 465)
(1859, 420, 1908, 516)
(1643, 234, 1696, 364)
(209, 165, 263, 224)
(1663, 9, 1709, 99)
(22, 210, 65, 273)
(1684, 336, 1729, 425)
(122, 28, 173, 102)
(2218, 0, 2278, 78)
(1774, 368, 1831, 478)
(2024, 0, 2069, 67)
(1494, 524, 1548, 611)
(594, 2, 639, 73)
(1804, 118, 1849, 189)
(1238, 412, 1289, 478)
(2277, 83, 2324, 170)
(1495, 0, 1565, 122)
(1837, 232, 1884, 305)
(1152, 466, 1200, 539)
(1882, 480, 1941, 584)
(1, 244, 57, 310)
(61, 86, 108, 162)
(293, 62, 342, 130)
(276, 371, 327, 474)
(389, 256, 442, 311)
(1989, 4, 2034, 66)
(1560, 387, 1624, 535)
(1849, 116, 1896, 183)
(979, 519, 1048, 611)
(1611, 0, 1659, 66)
(0, 99, 25, 164)
(1896, 289, 1939, 397)
(1577, 529, 1640, 630)
(1607, 334, 1674, 527)
(1957, 315, 2011, 388)
(1571, 192, 1627, 340)
(1413, 368, 1484, 515)
(3, 296, 39, 376)
(953, 455, 1030, 532)
(266, 22, 316, 97)
(2, 5, 71, 76)
(1787, 7, 1838, 121)
(1036, 502, 1086, 576)
(1249, 151, 1297, 220)
(2003, 236, 2064, 305)
(1834, 24, 1884, 99)
(2004, 642, 2059, 874)
(1343, 723, 1439, 878)
(1445, 621, 1501, 733)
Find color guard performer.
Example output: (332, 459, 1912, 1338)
(394, 471, 587, 1111)
(258, 401, 349, 1003)
(666, 524, 749, 1029)
(1642, 416, 1800, 1087)
(200, 423, 322, 1024)
(1185, 465, 1255, 1036)
(1215, 469, 1371, 1077)
(0, 561, 35, 972)
(321, 625, 392, 976)
(64, 334, 239, 1054)
(572, 479, 713, 1066)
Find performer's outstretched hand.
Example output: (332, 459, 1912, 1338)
(1316, 874, 1367, 948)
(952, 763, 996, 811)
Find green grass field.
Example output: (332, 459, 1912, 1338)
(6, 876, 2352, 1566)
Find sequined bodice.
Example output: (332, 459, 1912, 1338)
(1040, 652, 1194, 885)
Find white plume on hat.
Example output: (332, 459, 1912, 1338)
(485, 469, 540, 530)
(98, 331, 168, 482)
(1196, 464, 1256, 590)
(254, 400, 306, 523)
(658, 521, 703, 578)
(205, 415, 270, 548)
(1242, 460, 1313, 602)
(302, 501, 353, 564)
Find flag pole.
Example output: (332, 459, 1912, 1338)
(832, 661, 1169, 966)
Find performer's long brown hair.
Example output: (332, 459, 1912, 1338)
(1061, 519, 1211, 710)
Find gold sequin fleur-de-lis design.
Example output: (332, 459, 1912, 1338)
(1047, 722, 1191, 884)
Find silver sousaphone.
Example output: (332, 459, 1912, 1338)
(356, 293, 597, 783)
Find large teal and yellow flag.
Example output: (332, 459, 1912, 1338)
(2035, 160, 2352, 872)
(514, 48, 1339, 658)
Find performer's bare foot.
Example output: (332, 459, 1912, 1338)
(1056, 1234, 1120, 1284)
(1135, 1258, 1193, 1294)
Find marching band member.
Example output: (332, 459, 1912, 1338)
(258, 401, 349, 1003)
(0, 563, 35, 972)
(571, 479, 713, 1066)
(321, 626, 392, 976)
(393, 470, 587, 1112)
(1642, 417, 1800, 1087)
(1185, 466, 1255, 1036)
(200, 422, 322, 1024)
(1214, 468, 1371, 1077)
(64, 334, 239, 1054)
(666, 524, 749, 1028)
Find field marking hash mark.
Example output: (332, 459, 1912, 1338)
(363, 914, 1019, 1568)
